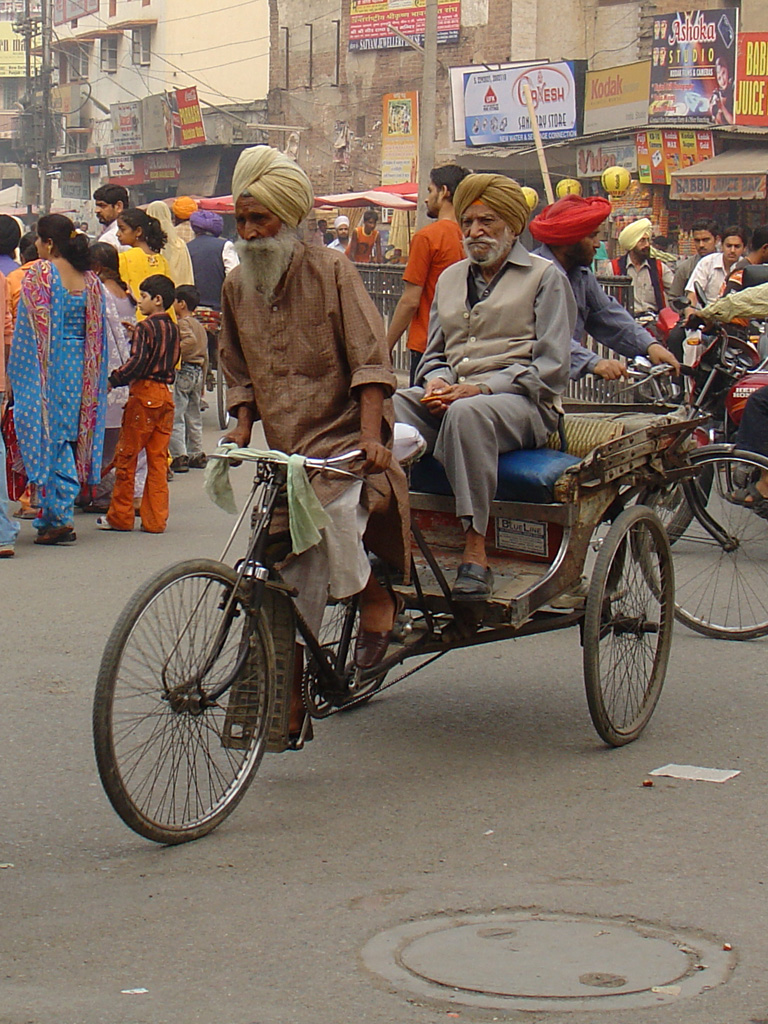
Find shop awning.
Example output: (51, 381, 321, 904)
(669, 148, 767, 201)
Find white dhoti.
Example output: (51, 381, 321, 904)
(280, 481, 371, 636)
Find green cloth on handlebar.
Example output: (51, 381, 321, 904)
(204, 444, 332, 555)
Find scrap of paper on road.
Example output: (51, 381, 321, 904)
(649, 764, 741, 783)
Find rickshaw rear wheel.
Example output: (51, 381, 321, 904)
(583, 506, 673, 747)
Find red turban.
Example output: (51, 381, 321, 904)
(529, 195, 612, 246)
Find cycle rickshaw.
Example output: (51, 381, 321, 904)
(93, 408, 700, 844)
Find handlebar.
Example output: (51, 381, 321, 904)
(214, 442, 365, 476)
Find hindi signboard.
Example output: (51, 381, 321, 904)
(735, 33, 768, 126)
(463, 61, 578, 146)
(583, 61, 650, 134)
(349, 0, 459, 52)
(649, 8, 738, 125)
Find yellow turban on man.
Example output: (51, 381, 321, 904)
(453, 173, 530, 236)
(618, 217, 652, 253)
(231, 145, 314, 229)
(172, 196, 198, 221)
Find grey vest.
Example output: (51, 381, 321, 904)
(435, 252, 551, 386)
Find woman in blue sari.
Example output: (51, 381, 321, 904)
(8, 215, 108, 545)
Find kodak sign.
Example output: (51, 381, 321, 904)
(736, 33, 768, 125)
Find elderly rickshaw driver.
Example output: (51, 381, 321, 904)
(218, 147, 410, 741)
(393, 174, 576, 602)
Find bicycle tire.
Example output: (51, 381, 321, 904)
(583, 506, 673, 746)
(93, 559, 275, 844)
(216, 370, 229, 430)
(663, 448, 768, 640)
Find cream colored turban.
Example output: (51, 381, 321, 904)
(231, 145, 314, 228)
(618, 217, 652, 253)
(453, 173, 529, 235)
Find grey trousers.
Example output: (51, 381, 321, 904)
(393, 388, 559, 535)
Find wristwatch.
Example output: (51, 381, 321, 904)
(476, 383, 492, 395)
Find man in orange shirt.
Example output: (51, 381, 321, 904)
(386, 164, 469, 383)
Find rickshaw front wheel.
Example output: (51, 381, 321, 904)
(583, 506, 674, 747)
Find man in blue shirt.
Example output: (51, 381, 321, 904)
(529, 195, 679, 380)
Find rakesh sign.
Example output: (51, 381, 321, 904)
(464, 61, 577, 145)
(583, 61, 650, 134)
(735, 34, 768, 126)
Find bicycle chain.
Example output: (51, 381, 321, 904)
(307, 649, 448, 719)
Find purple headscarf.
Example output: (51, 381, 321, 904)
(190, 209, 224, 237)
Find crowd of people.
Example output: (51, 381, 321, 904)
(0, 187, 241, 555)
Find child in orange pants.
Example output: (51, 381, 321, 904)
(96, 275, 180, 534)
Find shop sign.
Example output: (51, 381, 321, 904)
(463, 61, 578, 146)
(583, 61, 650, 134)
(636, 128, 713, 184)
(106, 155, 145, 186)
(381, 91, 418, 184)
(0, 1, 41, 18)
(145, 152, 180, 181)
(141, 93, 177, 151)
(53, 0, 97, 27)
(735, 33, 768, 126)
(110, 101, 142, 155)
(349, 0, 460, 52)
(649, 8, 738, 125)
(669, 172, 766, 200)
(0, 21, 30, 77)
(59, 164, 90, 200)
(175, 87, 206, 146)
(576, 138, 637, 177)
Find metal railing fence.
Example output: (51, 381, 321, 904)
(358, 265, 638, 402)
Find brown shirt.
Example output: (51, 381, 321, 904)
(178, 314, 208, 365)
(219, 240, 409, 570)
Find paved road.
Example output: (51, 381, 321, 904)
(2, 412, 767, 1024)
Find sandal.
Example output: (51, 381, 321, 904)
(729, 482, 768, 520)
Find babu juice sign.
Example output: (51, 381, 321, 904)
(463, 62, 577, 146)
(735, 34, 768, 126)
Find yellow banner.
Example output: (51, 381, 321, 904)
(0, 22, 28, 78)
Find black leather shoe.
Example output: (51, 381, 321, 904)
(452, 562, 493, 602)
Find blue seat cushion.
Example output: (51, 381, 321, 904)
(410, 449, 581, 504)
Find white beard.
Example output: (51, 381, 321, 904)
(235, 224, 298, 304)
(463, 226, 515, 267)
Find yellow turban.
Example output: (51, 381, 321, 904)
(231, 145, 314, 228)
(618, 217, 652, 253)
(172, 196, 198, 221)
(453, 173, 529, 235)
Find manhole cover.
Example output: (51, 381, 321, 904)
(361, 910, 733, 1012)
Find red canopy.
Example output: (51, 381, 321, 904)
(197, 183, 419, 214)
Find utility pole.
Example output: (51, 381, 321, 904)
(39, 0, 53, 213)
(416, 0, 437, 230)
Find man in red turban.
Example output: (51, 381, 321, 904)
(530, 195, 679, 380)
